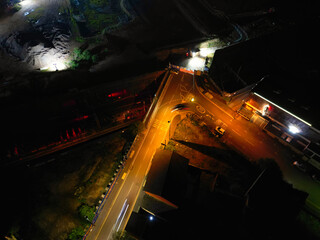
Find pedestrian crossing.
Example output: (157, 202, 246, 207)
(152, 119, 169, 131)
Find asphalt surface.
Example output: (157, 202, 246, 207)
(192, 75, 320, 217)
(86, 71, 191, 240)
(86, 69, 320, 240)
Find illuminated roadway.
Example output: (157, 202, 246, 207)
(86, 71, 193, 240)
(86, 69, 320, 240)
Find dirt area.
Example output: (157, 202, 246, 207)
(167, 113, 254, 195)
(2, 131, 126, 240)
(170, 114, 228, 172)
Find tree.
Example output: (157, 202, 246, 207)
(68, 226, 85, 240)
(78, 204, 96, 222)
(68, 48, 95, 69)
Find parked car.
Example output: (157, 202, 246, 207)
(214, 126, 225, 138)
(292, 161, 307, 172)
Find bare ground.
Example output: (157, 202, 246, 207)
(171, 115, 229, 173)
(22, 131, 126, 240)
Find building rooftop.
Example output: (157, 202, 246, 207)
(144, 149, 189, 205)
(210, 19, 320, 129)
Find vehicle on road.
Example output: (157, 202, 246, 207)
(196, 104, 205, 114)
(214, 126, 225, 138)
(171, 103, 189, 112)
(293, 160, 307, 172)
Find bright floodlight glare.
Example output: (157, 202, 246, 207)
(253, 92, 312, 126)
(40, 54, 68, 71)
(289, 125, 300, 134)
(187, 57, 205, 70)
(149, 215, 154, 221)
(199, 48, 215, 57)
(51, 61, 67, 71)
(191, 97, 195, 102)
(20, 0, 32, 6)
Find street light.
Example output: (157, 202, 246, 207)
(20, 0, 32, 6)
(199, 48, 215, 57)
(288, 124, 300, 134)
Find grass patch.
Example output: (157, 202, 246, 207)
(67, 47, 98, 69)
(172, 114, 229, 172)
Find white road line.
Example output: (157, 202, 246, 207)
(231, 129, 241, 136)
(245, 139, 255, 146)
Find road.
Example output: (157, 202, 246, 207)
(86, 69, 320, 240)
(192, 74, 320, 217)
(86, 71, 192, 240)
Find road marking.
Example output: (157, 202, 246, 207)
(196, 104, 206, 114)
(143, 178, 147, 187)
(127, 147, 151, 198)
(230, 128, 255, 146)
(197, 89, 234, 119)
(231, 129, 241, 136)
(93, 119, 155, 240)
(245, 139, 255, 146)
(120, 159, 154, 236)
(129, 150, 135, 158)
(121, 172, 127, 180)
(94, 176, 127, 240)
(91, 73, 176, 239)
(153, 119, 169, 130)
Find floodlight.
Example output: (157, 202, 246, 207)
(288, 124, 300, 134)
(199, 48, 215, 57)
